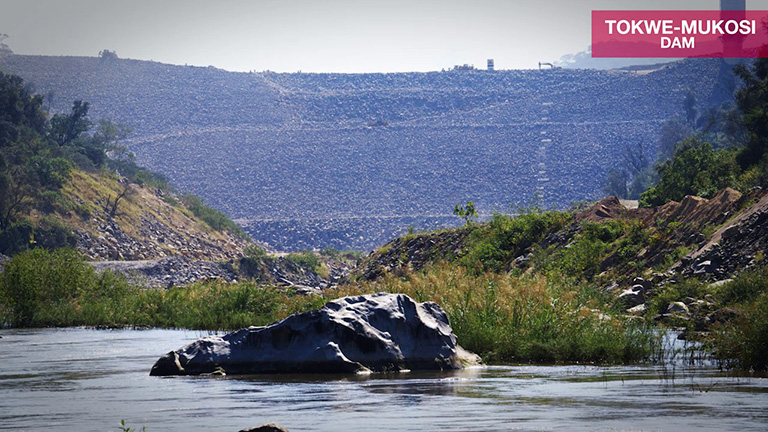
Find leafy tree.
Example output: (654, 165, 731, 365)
(49, 100, 91, 147)
(98, 49, 118, 62)
(26, 156, 72, 189)
(0, 165, 38, 230)
(602, 168, 628, 198)
(453, 201, 478, 225)
(657, 116, 693, 161)
(640, 138, 738, 207)
(0, 72, 47, 144)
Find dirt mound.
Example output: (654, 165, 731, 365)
(574, 196, 629, 223)
(643, 188, 743, 228)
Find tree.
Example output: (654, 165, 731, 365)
(453, 201, 478, 225)
(683, 89, 698, 128)
(103, 183, 132, 219)
(49, 100, 91, 147)
(99, 50, 118, 62)
(0, 72, 47, 143)
(602, 168, 628, 198)
(657, 116, 693, 161)
(0, 34, 11, 56)
(0, 165, 37, 230)
(733, 58, 768, 171)
(639, 138, 738, 207)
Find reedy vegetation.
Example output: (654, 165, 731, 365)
(0, 247, 658, 365)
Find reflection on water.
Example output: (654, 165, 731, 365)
(1, 328, 767, 431)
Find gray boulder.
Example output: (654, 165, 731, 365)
(150, 293, 481, 376)
(618, 285, 645, 308)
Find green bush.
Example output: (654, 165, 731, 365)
(461, 211, 571, 273)
(133, 169, 170, 190)
(710, 292, 768, 371)
(716, 266, 768, 305)
(244, 244, 267, 259)
(646, 278, 708, 316)
(286, 251, 321, 272)
(27, 156, 73, 189)
(541, 220, 649, 280)
(34, 216, 77, 250)
(39, 190, 70, 214)
(640, 139, 739, 207)
(320, 247, 341, 257)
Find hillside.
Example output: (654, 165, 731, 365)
(0, 70, 257, 287)
(50, 170, 248, 261)
(0, 54, 739, 250)
(350, 187, 767, 324)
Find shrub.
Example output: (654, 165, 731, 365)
(34, 216, 77, 250)
(133, 169, 170, 190)
(39, 190, 70, 214)
(0, 219, 34, 255)
(286, 251, 321, 272)
(461, 211, 571, 273)
(716, 266, 768, 305)
(244, 244, 267, 259)
(646, 278, 708, 316)
(27, 156, 73, 189)
(453, 201, 478, 225)
(542, 220, 648, 280)
(320, 247, 341, 257)
(710, 292, 768, 371)
(640, 139, 739, 207)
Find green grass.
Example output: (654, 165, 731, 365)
(706, 267, 768, 371)
(460, 211, 572, 274)
(285, 250, 321, 272)
(180, 193, 249, 239)
(0, 248, 658, 365)
(333, 263, 658, 364)
(709, 292, 768, 371)
(0, 248, 325, 330)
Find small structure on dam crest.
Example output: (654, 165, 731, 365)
(150, 293, 481, 376)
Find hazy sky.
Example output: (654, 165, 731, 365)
(2, 0, 768, 72)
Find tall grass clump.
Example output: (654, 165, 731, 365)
(715, 265, 768, 305)
(125, 280, 326, 330)
(708, 267, 768, 371)
(0, 248, 97, 326)
(331, 263, 657, 364)
(0, 248, 325, 329)
(710, 292, 768, 371)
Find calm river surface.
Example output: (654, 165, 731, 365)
(1, 328, 767, 432)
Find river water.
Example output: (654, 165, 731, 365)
(1, 328, 767, 432)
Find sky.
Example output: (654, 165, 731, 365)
(2, 0, 768, 73)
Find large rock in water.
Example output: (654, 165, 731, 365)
(150, 293, 481, 376)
